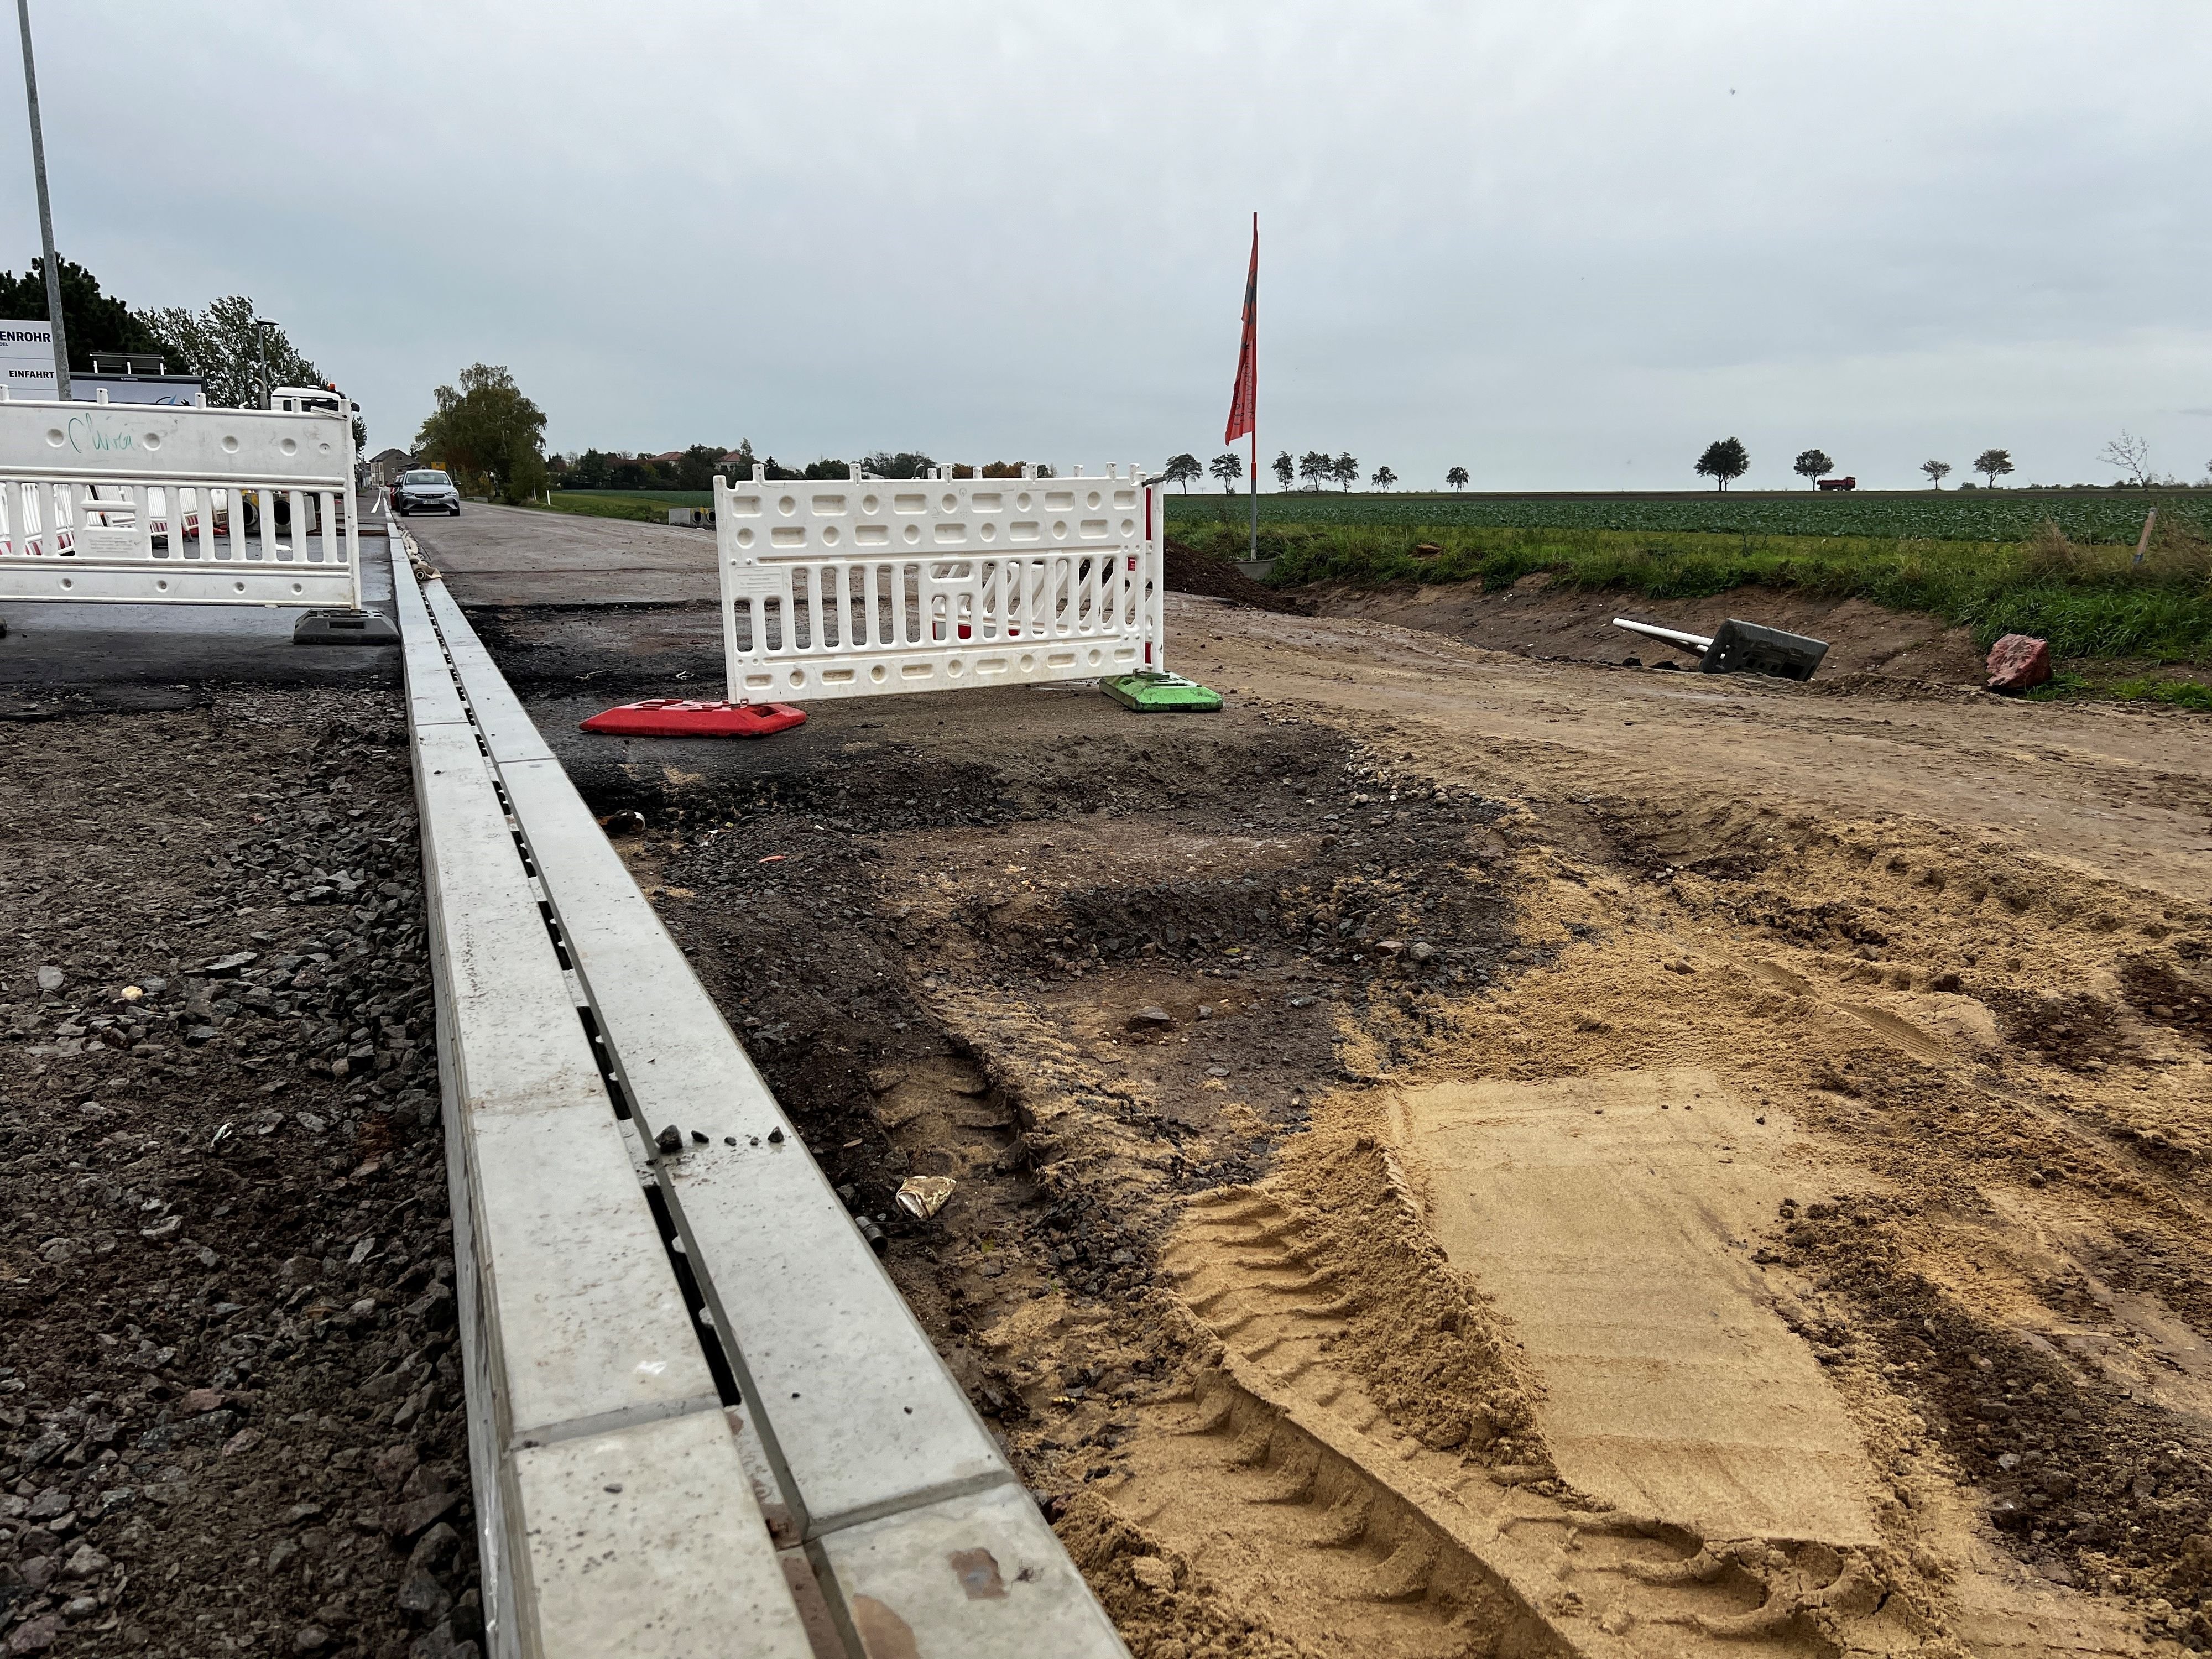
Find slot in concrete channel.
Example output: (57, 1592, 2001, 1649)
(390, 540, 1129, 1657)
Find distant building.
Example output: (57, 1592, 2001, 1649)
(368, 448, 414, 486)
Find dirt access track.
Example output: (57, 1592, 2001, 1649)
(421, 506, 2212, 1659)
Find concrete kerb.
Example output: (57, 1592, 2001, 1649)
(811, 1483, 1129, 1658)
(394, 533, 1128, 1656)
(510, 1411, 816, 1658)
(492, 752, 1015, 1537)
(394, 543, 814, 1659)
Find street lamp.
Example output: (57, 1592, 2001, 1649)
(254, 316, 278, 410)
(14, 0, 67, 400)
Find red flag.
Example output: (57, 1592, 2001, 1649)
(1224, 215, 1257, 446)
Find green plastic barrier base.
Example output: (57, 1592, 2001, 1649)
(1100, 671, 1223, 713)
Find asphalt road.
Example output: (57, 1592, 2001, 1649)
(0, 494, 401, 693)
(404, 502, 716, 606)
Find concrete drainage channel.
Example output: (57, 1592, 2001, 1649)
(390, 539, 1128, 1657)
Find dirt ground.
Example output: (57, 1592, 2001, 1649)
(15, 508, 2208, 1657)
(1315, 577, 1994, 684)
(454, 572, 2212, 1659)
(1163, 539, 1310, 615)
(0, 688, 478, 1659)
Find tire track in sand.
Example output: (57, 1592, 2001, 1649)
(1388, 1067, 1880, 1546)
(1113, 1180, 1955, 1659)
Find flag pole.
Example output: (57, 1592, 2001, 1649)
(1225, 211, 1259, 562)
(1248, 213, 1258, 564)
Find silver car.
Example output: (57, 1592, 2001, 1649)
(394, 468, 460, 517)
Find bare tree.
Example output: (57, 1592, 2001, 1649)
(2099, 430, 2154, 487)
(1446, 466, 1469, 492)
(1920, 460, 1951, 489)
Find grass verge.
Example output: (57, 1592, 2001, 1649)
(1162, 487, 2211, 542)
(2028, 672, 2212, 711)
(1172, 518, 2212, 666)
(543, 490, 712, 525)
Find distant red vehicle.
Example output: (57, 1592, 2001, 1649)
(1818, 476, 1857, 491)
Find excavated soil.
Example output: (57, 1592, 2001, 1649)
(1308, 577, 1993, 682)
(504, 585, 2212, 1659)
(1163, 539, 1311, 615)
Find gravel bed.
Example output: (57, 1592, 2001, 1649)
(0, 689, 478, 1659)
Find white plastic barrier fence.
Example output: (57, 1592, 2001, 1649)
(714, 465, 1161, 703)
(0, 393, 359, 608)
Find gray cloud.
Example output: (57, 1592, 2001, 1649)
(8, 0, 2208, 488)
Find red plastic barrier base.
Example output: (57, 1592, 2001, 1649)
(578, 699, 808, 739)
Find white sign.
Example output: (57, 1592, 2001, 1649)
(0, 319, 56, 398)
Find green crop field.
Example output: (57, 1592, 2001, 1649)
(1165, 488, 2210, 544)
(1168, 492, 2212, 670)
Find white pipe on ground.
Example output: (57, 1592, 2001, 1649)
(1611, 617, 1713, 653)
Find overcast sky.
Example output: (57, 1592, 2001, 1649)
(8, 1, 2209, 490)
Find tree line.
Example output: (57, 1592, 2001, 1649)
(1164, 435, 2206, 496)
(545, 446, 1058, 493)
(0, 253, 362, 448)
(1161, 450, 1472, 493)
(1698, 438, 2016, 491)
(1710, 435, 2212, 492)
